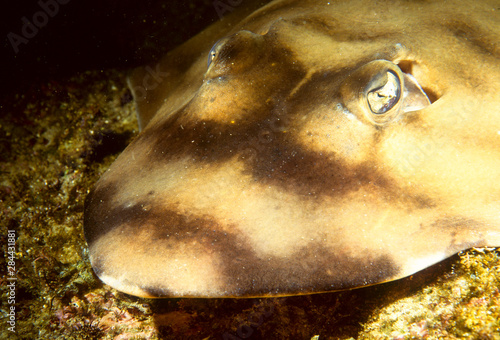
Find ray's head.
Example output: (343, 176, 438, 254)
(84, 0, 500, 298)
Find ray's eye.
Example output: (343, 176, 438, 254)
(339, 59, 431, 125)
(367, 71, 401, 114)
(204, 30, 265, 79)
(207, 37, 226, 68)
(208, 49, 216, 67)
(207, 40, 221, 68)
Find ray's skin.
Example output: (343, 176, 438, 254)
(84, 0, 500, 298)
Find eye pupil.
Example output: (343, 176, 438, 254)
(207, 43, 220, 68)
(367, 71, 401, 114)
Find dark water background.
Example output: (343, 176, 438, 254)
(0, 0, 218, 95)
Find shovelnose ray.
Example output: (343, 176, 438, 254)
(84, 0, 500, 298)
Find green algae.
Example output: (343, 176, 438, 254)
(358, 249, 500, 340)
(0, 69, 499, 339)
(0, 70, 157, 339)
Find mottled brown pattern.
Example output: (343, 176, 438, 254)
(84, 0, 500, 297)
(86, 182, 400, 297)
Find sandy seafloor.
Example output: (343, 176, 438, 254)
(1, 1, 499, 339)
